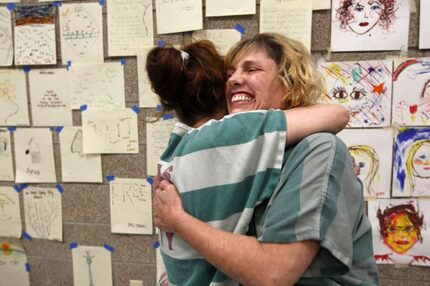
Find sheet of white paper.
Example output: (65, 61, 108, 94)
(368, 198, 430, 266)
(146, 117, 177, 176)
(110, 178, 153, 234)
(392, 127, 430, 197)
(260, 0, 312, 52)
(70, 62, 125, 110)
(392, 57, 430, 126)
(205, 0, 255, 17)
(337, 129, 393, 199)
(29, 68, 73, 126)
(107, 0, 154, 56)
(14, 128, 56, 183)
(82, 109, 139, 154)
(0, 0, 21, 2)
(137, 46, 159, 108)
(318, 60, 393, 127)
(0, 241, 30, 286)
(0, 187, 22, 238)
(192, 29, 242, 55)
(419, 0, 430, 49)
(312, 0, 330, 10)
(23, 186, 62, 241)
(0, 128, 14, 181)
(72, 245, 113, 286)
(155, 0, 203, 34)
(0, 7, 13, 66)
(59, 126, 102, 183)
(14, 4, 56, 65)
(0, 69, 29, 126)
(331, 0, 410, 51)
(59, 3, 104, 65)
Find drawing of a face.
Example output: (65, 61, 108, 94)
(384, 212, 419, 254)
(412, 142, 430, 178)
(347, 0, 384, 35)
(421, 80, 430, 99)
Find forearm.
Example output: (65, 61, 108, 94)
(173, 211, 319, 286)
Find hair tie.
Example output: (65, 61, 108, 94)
(179, 50, 189, 69)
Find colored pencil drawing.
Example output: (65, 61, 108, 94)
(0, 7, 13, 66)
(318, 60, 392, 127)
(393, 127, 430, 197)
(392, 58, 430, 126)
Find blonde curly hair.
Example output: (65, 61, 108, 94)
(224, 33, 324, 109)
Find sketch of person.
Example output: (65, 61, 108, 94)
(418, 79, 430, 113)
(25, 137, 41, 164)
(376, 202, 429, 265)
(405, 140, 430, 193)
(348, 145, 380, 195)
(336, 0, 397, 36)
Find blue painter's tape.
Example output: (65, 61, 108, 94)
(80, 105, 88, 111)
(131, 105, 140, 114)
(6, 3, 16, 11)
(49, 127, 56, 132)
(67, 60, 72, 70)
(23, 66, 32, 73)
(120, 59, 127, 65)
(104, 243, 114, 252)
(152, 240, 160, 249)
(56, 126, 64, 133)
(69, 242, 79, 249)
(25, 263, 31, 273)
(106, 175, 115, 182)
(52, 1, 62, 7)
(157, 40, 166, 47)
(156, 105, 163, 112)
(56, 184, 64, 194)
(234, 23, 246, 34)
(163, 114, 174, 120)
(23, 232, 32, 241)
(7, 127, 16, 132)
(146, 177, 154, 185)
(20, 184, 28, 190)
(98, 0, 106, 6)
(13, 185, 21, 193)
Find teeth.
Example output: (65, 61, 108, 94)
(231, 95, 253, 103)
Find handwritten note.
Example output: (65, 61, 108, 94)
(260, 0, 312, 51)
(14, 128, 56, 183)
(29, 68, 73, 126)
(155, 0, 202, 34)
(0, 69, 29, 126)
(0, 242, 30, 286)
(82, 108, 139, 154)
(23, 186, 62, 241)
(59, 126, 102, 182)
(0, 7, 13, 66)
(0, 187, 22, 238)
(205, 0, 255, 17)
(70, 62, 125, 110)
(59, 3, 104, 64)
(110, 178, 153, 234)
(14, 4, 56, 65)
(192, 29, 241, 55)
(137, 46, 159, 107)
(72, 245, 113, 286)
(146, 117, 177, 176)
(0, 128, 14, 181)
(107, 0, 154, 56)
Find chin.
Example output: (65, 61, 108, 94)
(228, 102, 256, 114)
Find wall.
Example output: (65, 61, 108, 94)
(1, 0, 430, 285)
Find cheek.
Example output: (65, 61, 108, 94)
(414, 159, 423, 166)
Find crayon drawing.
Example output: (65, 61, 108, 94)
(369, 199, 430, 266)
(392, 58, 430, 126)
(0, 69, 29, 126)
(337, 128, 393, 198)
(318, 60, 392, 127)
(392, 127, 430, 197)
(72, 245, 113, 286)
(0, 242, 30, 286)
(0, 187, 22, 238)
(0, 7, 13, 66)
(0, 128, 14, 181)
(331, 0, 410, 51)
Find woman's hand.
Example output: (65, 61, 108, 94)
(153, 180, 186, 233)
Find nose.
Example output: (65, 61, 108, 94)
(227, 70, 244, 86)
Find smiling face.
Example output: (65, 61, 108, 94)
(225, 48, 287, 114)
(347, 0, 384, 35)
(412, 142, 430, 178)
(384, 212, 419, 254)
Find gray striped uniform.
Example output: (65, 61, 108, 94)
(254, 132, 379, 286)
(157, 109, 287, 286)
